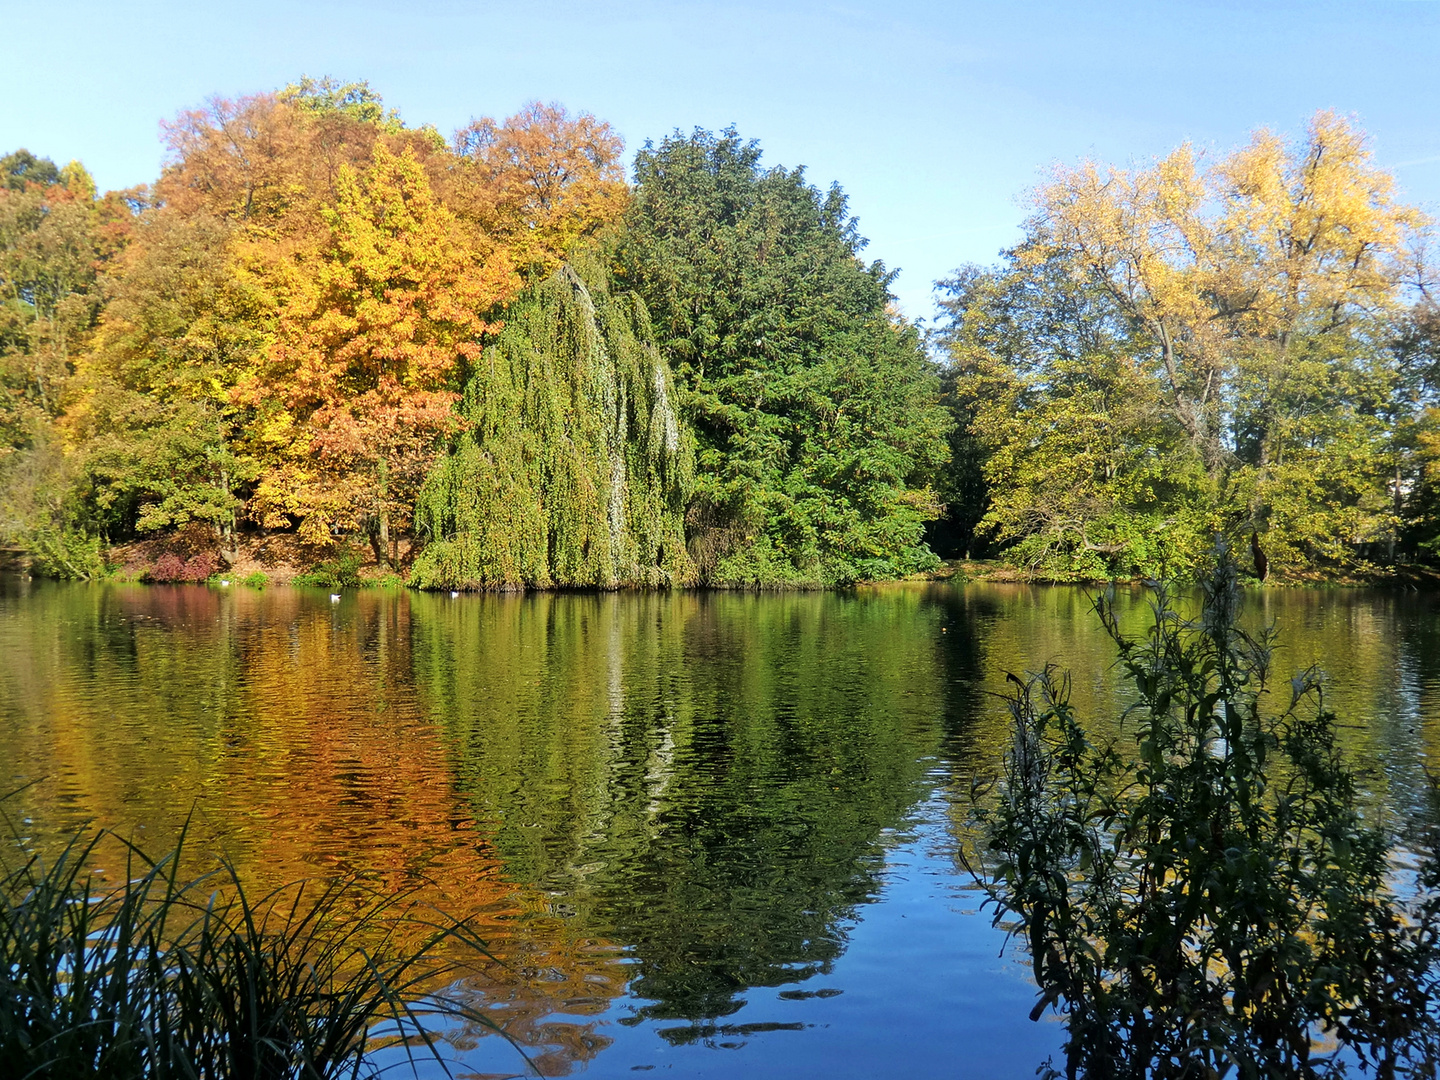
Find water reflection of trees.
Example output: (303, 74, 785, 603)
(943, 584, 1440, 824)
(411, 588, 956, 1023)
(0, 580, 622, 1075)
(7, 576, 1440, 1070)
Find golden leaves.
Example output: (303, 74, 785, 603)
(243, 144, 517, 540)
(1026, 112, 1428, 480)
(452, 101, 628, 273)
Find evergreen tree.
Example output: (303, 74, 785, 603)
(617, 128, 949, 586)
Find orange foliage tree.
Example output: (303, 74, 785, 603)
(451, 101, 627, 273)
(11, 84, 644, 574)
(158, 87, 449, 235)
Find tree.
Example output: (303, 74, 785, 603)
(1, 149, 60, 191)
(411, 255, 694, 589)
(935, 256, 1214, 579)
(951, 112, 1429, 579)
(0, 154, 128, 576)
(1396, 299, 1440, 559)
(278, 76, 402, 130)
(0, 159, 107, 420)
(617, 128, 949, 585)
(67, 212, 267, 542)
(451, 101, 628, 275)
(157, 85, 443, 240)
(240, 144, 514, 561)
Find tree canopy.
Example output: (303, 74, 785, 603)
(0, 86, 952, 588)
(935, 113, 1438, 580)
(617, 128, 950, 585)
(6, 88, 1438, 588)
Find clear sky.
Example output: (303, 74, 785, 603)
(2, 0, 1438, 321)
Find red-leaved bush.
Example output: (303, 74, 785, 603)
(145, 552, 219, 583)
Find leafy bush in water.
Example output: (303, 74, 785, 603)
(0, 820, 508, 1079)
(974, 549, 1440, 1078)
(292, 549, 364, 589)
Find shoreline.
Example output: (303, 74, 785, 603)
(7, 558, 1440, 594)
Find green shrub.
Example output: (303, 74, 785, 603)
(974, 547, 1440, 1078)
(26, 525, 107, 581)
(0, 819, 512, 1079)
(239, 570, 269, 589)
(292, 549, 364, 590)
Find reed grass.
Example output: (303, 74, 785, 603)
(1, 815, 513, 1079)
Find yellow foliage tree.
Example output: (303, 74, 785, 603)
(1025, 111, 1428, 575)
(240, 144, 516, 560)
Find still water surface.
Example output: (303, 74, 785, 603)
(3, 577, 1440, 1077)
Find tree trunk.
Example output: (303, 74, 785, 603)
(1390, 459, 1403, 562)
(219, 465, 238, 563)
(375, 457, 390, 568)
(1250, 531, 1268, 582)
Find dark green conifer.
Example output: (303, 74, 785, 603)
(617, 128, 950, 586)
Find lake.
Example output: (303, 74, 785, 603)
(3, 576, 1438, 1078)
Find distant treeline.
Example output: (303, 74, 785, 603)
(1, 82, 1436, 586)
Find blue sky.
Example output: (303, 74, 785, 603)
(2, 0, 1438, 320)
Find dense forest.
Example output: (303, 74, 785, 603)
(1, 82, 1437, 587)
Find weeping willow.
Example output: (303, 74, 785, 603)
(410, 261, 695, 590)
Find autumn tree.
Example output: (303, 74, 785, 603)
(0, 152, 132, 576)
(61, 81, 461, 561)
(157, 82, 443, 239)
(450, 101, 628, 275)
(68, 212, 268, 542)
(947, 112, 1430, 578)
(242, 144, 514, 562)
(936, 257, 1212, 579)
(0, 157, 107, 422)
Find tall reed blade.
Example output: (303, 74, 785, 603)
(0, 811, 522, 1080)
